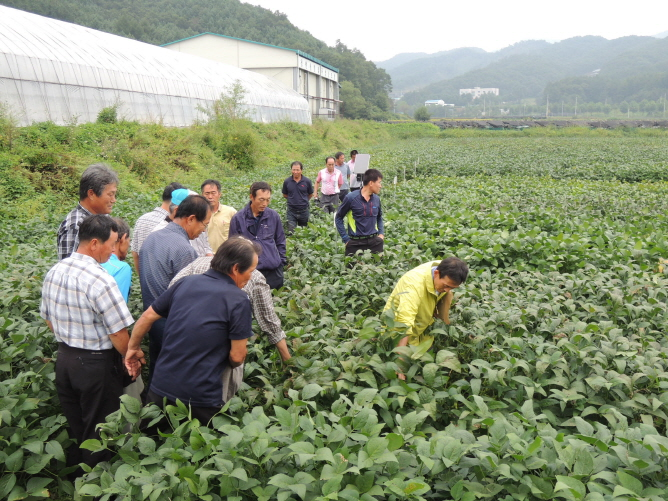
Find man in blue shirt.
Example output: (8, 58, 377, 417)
(139, 194, 211, 384)
(124, 237, 259, 423)
(334, 152, 350, 202)
(336, 169, 384, 257)
(282, 161, 314, 234)
(101, 217, 132, 302)
(229, 182, 287, 289)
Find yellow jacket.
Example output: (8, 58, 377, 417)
(384, 261, 446, 346)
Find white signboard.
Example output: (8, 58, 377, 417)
(353, 154, 370, 174)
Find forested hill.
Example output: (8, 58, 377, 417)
(0, 0, 392, 119)
(377, 41, 550, 94)
(399, 35, 668, 106)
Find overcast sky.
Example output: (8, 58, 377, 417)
(247, 0, 667, 62)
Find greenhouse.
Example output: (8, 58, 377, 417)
(0, 6, 312, 126)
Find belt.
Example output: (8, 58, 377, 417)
(58, 342, 114, 354)
(349, 233, 378, 240)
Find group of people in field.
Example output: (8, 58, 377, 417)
(40, 154, 468, 475)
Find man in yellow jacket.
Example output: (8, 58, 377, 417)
(384, 257, 469, 348)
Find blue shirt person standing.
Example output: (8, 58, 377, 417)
(101, 217, 132, 302)
(229, 182, 287, 289)
(282, 161, 314, 234)
(334, 151, 350, 202)
(336, 169, 384, 257)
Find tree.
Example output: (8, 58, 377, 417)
(340, 81, 369, 119)
(414, 106, 431, 122)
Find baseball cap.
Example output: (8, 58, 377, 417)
(171, 188, 197, 206)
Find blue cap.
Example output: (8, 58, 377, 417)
(171, 188, 196, 206)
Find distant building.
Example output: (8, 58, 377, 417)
(163, 33, 340, 119)
(459, 87, 499, 99)
(425, 100, 454, 107)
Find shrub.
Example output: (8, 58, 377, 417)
(97, 105, 118, 124)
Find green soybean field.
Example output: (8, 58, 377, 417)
(2, 132, 668, 501)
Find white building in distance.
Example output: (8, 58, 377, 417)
(163, 33, 340, 119)
(425, 100, 454, 107)
(459, 87, 500, 99)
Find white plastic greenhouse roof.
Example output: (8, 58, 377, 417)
(0, 6, 312, 126)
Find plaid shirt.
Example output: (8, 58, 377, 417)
(40, 253, 134, 350)
(170, 257, 286, 345)
(139, 222, 198, 309)
(57, 204, 92, 260)
(131, 207, 169, 254)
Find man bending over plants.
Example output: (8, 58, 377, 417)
(385, 257, 469, 377)
(124, 237, 260, 424)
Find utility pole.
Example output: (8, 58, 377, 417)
(664, 93, 666, 118)
(546, 95, 549, 118)
(575, 96, 578, 117)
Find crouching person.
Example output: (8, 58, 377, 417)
(124, 237, 260, 424)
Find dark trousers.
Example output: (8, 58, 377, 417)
(338, 189, 350, 202)
(286, 205, 309, 232)
(260, 267, 284, 289)
(55, 343, 124, 470)
(345, 235, 384, 257)
(147, 317, 167, 390)
(146, 390, 222, 430)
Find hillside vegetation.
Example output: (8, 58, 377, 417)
(0, 0, 391, 119)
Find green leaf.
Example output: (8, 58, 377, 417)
(339, 487, 360, 501)
(0, 474, 17, 499)
(137, 436, 156, 455)
(423, 363, 439, 386)
(80, 439, 104, 452)
(45, 440, 65, 462)
(322, 475, 342, 496)
(26, 477, 51, 496)
(527, 436, 542, 455)
(365, 437, 388, 459)
(269, 473, 293, 489)
(23, 441, 43, 455)
(289, 441, 315, 455)
(555, 475, 585, 499)
(301, 384, 322, 400)
(7, 485, 27, 501)
(386, 433, 404, 451)
(356, 472, 375, 493)
(273, 406, 294, 429)
(231, 468, 248, 482)
(411, 337, 434, 359)
(5, 450, 23, 472)
(616, 470, 642, 495)
(315, 447, 335, 463)
(121, 393, 142, 415)
(78, 484, 103, 497)
(24, 453, 53, 474)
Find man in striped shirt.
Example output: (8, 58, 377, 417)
(130, 182, 185, 277)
